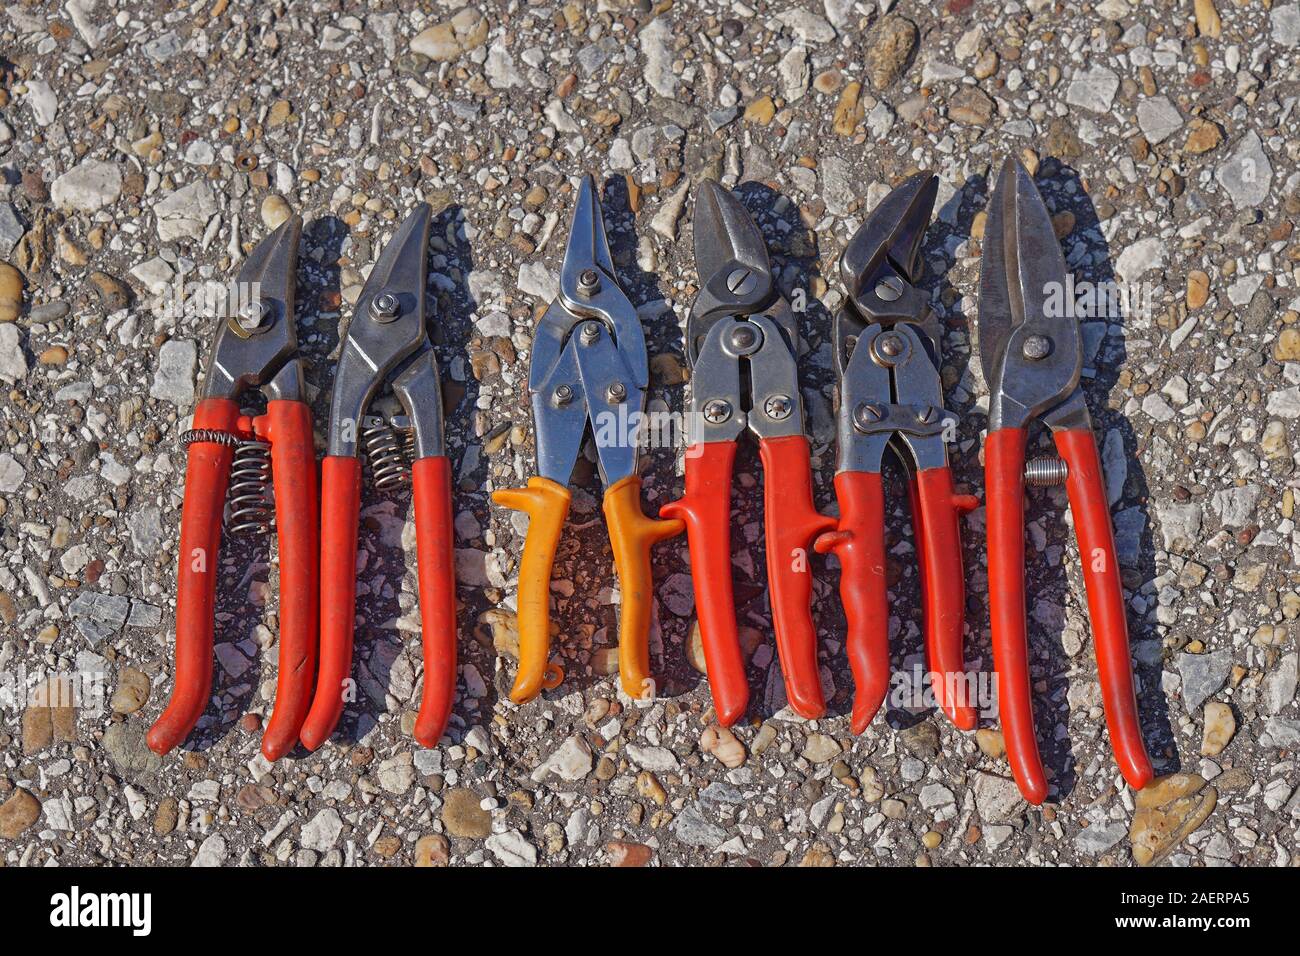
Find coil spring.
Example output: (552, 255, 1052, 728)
(363, 420, 412, 490)
(1024, 456, 1069, 488)
(226, 439, 274, 535)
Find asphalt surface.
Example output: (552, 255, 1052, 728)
(0, 0, 1298, 867)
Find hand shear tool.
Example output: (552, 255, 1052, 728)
(493, 175, 683, 704)
(148, 217, 319, 761)
(978, 158, 1153, 804)
(814, 172, 979, 734)
(660, 181, 834, 724)
(300, 204, 458, 750)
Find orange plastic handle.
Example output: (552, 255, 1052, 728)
(912, 466, 979, 731)
(299, 454, 362, 752)
(985, 427, 1046, 803)
(660, 442, 748, 725)
(1055, 428, 1153, 793)
(815, 470, 889, 733)
(758, 435, 836, 719)
(148, 398, 241, 755)
(604, 475, 684, 701)
(411, 455, 458, 748)
(255, 400, 320, 760)
(492, 477, 571, 704)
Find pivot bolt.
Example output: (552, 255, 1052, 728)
(703, 399, 732, 424)
(370, 292, 401, 323)
(874, 275, 906, 302)
(764, 394, 793, 421)
(1022, 334, 1052, 360)
(606, 382, 627, 404)
(553, 384, 574, 406)
(853, 403, 884, 432)
(726, 268, 756, 296)
(237, 299, 271, 332)
(580, 321, 602, 345)
(578, 269, 601, 296)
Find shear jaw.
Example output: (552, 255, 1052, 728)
(981, 158, 1084, 433)
(327, 204, 433, 457)
(529, 176, 647, 487)
(202, 215, 304, 403)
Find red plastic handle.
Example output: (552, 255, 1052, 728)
(912, 466, 978, 731)
(758, 435, 836, 719)
(985, 427, 1046, 803)
(299, 454, 362, 752)
(411, 455, 458, 748)
(660, 442, 748, 726)
(148, 398, 241, 755)
(1054, 428, 1153, 793)
(814, 470, 889, 733)
(255, 400, 319, 761)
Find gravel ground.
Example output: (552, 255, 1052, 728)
(1, 0, 1298, 868)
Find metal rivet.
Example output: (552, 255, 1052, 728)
(370, 292, 401, 322)
(237, 299, 271, 332)
(874, 275, 906, 302)
(728, 324, 759, 352)
(853, 403, 884, 432)
(726, 268, 755, 296)
(579, 321, 602, 345)
(1022, 334, 1052, 360)
(703, 399, 732, 424)
(553, 384, 574, 406)
(764, 394, 792, 420)
(606, 382, 627, 404)
(578, 269, 601, 296)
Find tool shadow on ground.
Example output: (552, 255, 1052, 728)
(1013, 159, 1173, 799)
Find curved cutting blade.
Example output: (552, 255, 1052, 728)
(686, 181, 773, 362)
(978, 157, 1081, 430)
(202, 215, 303, 402)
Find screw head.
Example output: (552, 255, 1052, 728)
(1022, 334, 1052, 360)
(764, 394, 793, 421)
(873, 331, 907, 363)
(370, 291, 401, 322)
(553, 384, 574, 406)
(703, 399, 732, 424)
(237, 299, 271, 332)
(726, 268, 756, 296)
(578, 269, 601, 296)
(579, 321, 602, 345)
(874, 275, 906, 302)
(853, 403, 884, 432)
(606, 381, 627, 404)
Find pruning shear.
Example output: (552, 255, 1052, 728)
(493, 175, 682, 704)
(661, 181, 834, 724)
(815, 172, 979, 734)
(978, 158, 1153, 804)
(300, 204, 459, 751)
(148, 217, 319, 761)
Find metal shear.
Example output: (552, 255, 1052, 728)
(148, 217, 319, 761)
(493, 175, 683, 704)
(661, 181, 834, 724)
(978, 158, 1153, 804)
(300, 204, 459, 751)
(815, 172, 980, 734)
